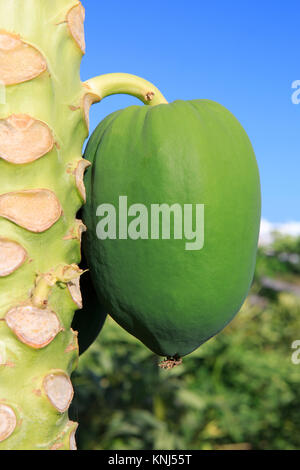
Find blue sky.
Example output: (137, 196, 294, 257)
(81, 0, 299, 224)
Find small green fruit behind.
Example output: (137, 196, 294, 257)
(83, 100, 261, 358)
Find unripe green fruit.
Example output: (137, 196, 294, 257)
(83, 99, 261, 360)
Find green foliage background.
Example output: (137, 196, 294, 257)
(70, 234, 300, 450)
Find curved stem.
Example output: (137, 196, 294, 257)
(84, 73, 168, 106)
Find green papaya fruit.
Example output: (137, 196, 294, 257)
(82, 99, 261, 359)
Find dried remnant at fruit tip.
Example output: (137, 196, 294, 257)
(0, 31, 47, 85)
(68, 277, 82, 309)
(67, 3, 86, 53)
(0, 238, 27, 277)
(43, 372, 74, 413)
(0, 115, 54, 164)
(75, 159, 91, 201)
(158, 356, 183, 370)
(0, 189, 62, 232)
(5, 304, 61, 349)
(0, 403, 17, 442)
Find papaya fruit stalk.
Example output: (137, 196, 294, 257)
(0, 0, 167, 450)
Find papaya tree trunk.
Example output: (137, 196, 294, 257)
(0, 0, 91, 450)
(0, 0, 167, 450)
